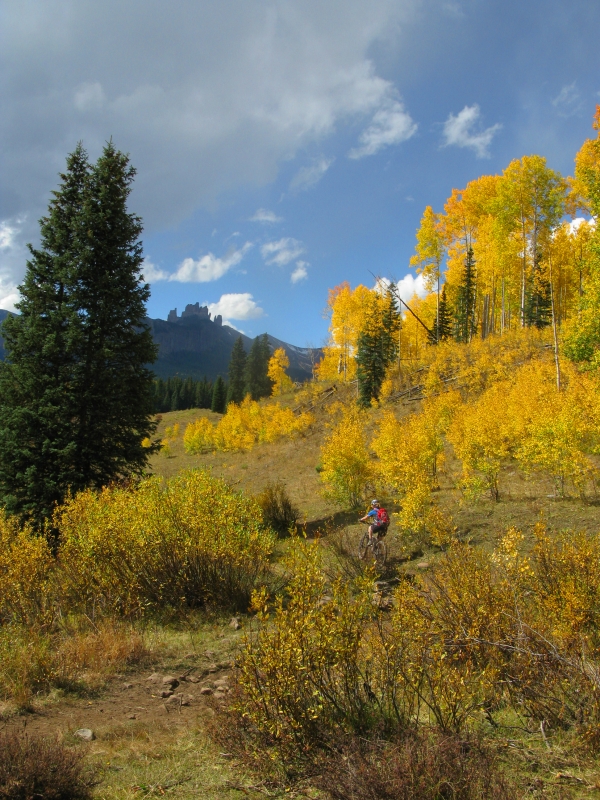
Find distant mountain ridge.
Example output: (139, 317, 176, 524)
(148, 302, 319, 381)
(0, 304, 321, 382)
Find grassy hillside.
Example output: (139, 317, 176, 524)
(3, 329, 600, 798)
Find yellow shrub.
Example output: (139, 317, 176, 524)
(447, 381, 515, 501)
(0, 513, 54, 626)
(236, 527, 600, 749)
(320, 404, 373, 507)
(212, 396, 313, 452)
(56, 470, 275, 615)
(373, 393, 458, 533)
(183, 416, 215, 454)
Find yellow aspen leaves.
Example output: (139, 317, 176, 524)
(184, 397, 313, 455)
(319, 404, 372, 507)
(268, 347, 294, 396)
(316, 282, 380, 382)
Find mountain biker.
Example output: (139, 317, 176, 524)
(359, 499, 389, 542)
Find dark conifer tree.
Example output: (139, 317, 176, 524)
(432, 284, 452, 342)
(380, 283, 401, 364)
(211, 375, 227, 413)
(227, 336, 247, 405)
(245, 333, 273, 400)
(356, 328, 387, 407)
(454, 247, 477, 343)
(356, 284, 400, 406)
(0, 142, 157, 526)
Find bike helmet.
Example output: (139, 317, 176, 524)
(370, 499, 379, 507)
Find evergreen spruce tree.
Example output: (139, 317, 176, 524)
(356, 328, 387, 407)
(0, 142, 158, 526)
(380, 283, 401, 364)
(356, 284, 400, 406)
(454, 247, 477, 343)
(211, 375, 227, 413)
(227, 336, 247, 405)
(245, 333, 273, 400)
(432, 284, 452, 342)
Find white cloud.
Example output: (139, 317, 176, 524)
(0, 216, 27, 310)
(261, 238, 304, 267)
(291, 261, 308, 283)
(396, 273, 427, 303)
(143, 243, 252, 283)
(250, 209, 282, 223)
(0, 219, 20, 250)
(0, 1, 419, 238)
(167, 243, 252, 283)
(141, 258, 169, 282)
(567, 217, 596, 235)
(552, 82, 583, 117)
(206, 292, 264, 320)
(442, 104, 501, 158)
(290, 158, 334, 191)
(373, 274, 426, 303)
(349, 97, 417, 158)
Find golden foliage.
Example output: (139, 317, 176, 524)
(56, 470, 274, 615)
(372, 393, 458, 534)
(236, 527, 600, 754)
(319, 403, 373, 507)
(268, 347, 294, 396)
(317, 282, 381, 382)
(184, 396, 313, 454)
(0, 513, 53, 626)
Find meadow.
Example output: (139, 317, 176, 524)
(2, 325, 600, 799)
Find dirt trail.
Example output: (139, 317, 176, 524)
(2, 660, 232, 742)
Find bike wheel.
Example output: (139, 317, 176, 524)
(358, 532, 370, 561)
(373, 539, 387, 569)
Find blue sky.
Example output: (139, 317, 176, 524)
(1, 0, 599, 346)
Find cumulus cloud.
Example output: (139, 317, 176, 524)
(566, 217, 596, 235)
(250, 208, 282, 223)
(261, 238, 305, 267)
(396, 272, 427, 303)
(349, 97, 417, 158)
(442, 104, 501, 158)
(206, 292, 264, 321)
(141, 257, 169, 282)
(291, 261, 308, 283)
(290, 158, 334, 191)
(142, 243, 251, 283)
(0, 216, 28, 310)
(373, 273, 426, 303)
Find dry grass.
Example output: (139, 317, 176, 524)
(0, 622, 149, 711)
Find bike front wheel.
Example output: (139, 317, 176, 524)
(373, 538, 387, 569)
(358, 531, 370, 561)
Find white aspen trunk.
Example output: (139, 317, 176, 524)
(549, 255, 561, 392)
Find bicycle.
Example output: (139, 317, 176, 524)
(358, 521, 387, 569)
